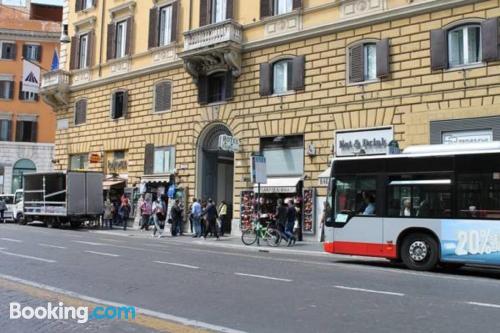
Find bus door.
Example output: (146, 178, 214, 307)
(330, 176, 384, 257)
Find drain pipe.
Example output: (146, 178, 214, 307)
(98, 0, 106, 77)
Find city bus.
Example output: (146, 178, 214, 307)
(324, 142, 500, 271)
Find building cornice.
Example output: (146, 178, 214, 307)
(0, 28, 60, 42)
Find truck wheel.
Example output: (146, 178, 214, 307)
(401, 233, 439, 271)
(48, 218, 61, 228)
(17, 213, 26, 225)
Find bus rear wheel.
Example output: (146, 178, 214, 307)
(401, 233, 439, 271)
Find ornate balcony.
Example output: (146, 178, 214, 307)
(180, 20, 243, 82)
(40, 70, 70, 108)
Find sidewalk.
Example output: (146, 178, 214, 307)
(90, 227, 329, 257)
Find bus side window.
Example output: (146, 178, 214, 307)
(335, 177, 377, 216)
(457, 173, 500, 219)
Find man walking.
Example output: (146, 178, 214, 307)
(0, 197, 6, 223)
(286, 200, 297, 246)
(202, 198, 219, 240)
(217, 200, 228, 237)
(191, 198, 202, 238)
(171, 199, 183, 236)
(152, 196, 165, 238)
(139, 195, 152, 231)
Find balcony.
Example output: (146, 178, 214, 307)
(180, 20, 243, 81)
(40, 70, 70, 108)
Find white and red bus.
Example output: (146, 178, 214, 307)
(324, 142, 500, 271)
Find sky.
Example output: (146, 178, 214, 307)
(1, 0, 63, 6)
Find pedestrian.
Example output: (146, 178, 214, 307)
(275, 199, 288, 240)
(191, 198, 202, 238)
(320, 201, 331, 242)
(202, 198, 219, 240)
(139, 194, 152, 231)
(119, 196, 131, 231)
(217, 200, 228, 237)
(171, 199, 183, 236)
(0, 197, 6, 223)
(152, 196, 165, 238)
(103, 197, 113, 229)
(286, 200, 297, 246)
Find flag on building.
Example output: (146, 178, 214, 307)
(22, 59, 40, 94)
(51, 49, 59, 71)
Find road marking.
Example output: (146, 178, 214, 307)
(74, 240, 105, 246)
(0, 273, 246, 333)
(84, 250, 120, 257)
(0, 237, 23, 243)
(38, 243, 67, 249)
(0, 250, 56, 263)
(234, 272, 292, 282)
(467, 301, 500, 309)
(99, 238, 124, 243)
(334, 285, 405, 297)
(154, 261, 199, 269)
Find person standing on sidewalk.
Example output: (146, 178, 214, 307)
(119, 196, 131, 231)
(217, 200, 228, 237)
(152, 196, 165, 238)
(171, 199, 183, 236)
(275, 199, 288, 241)
(103, 198, 113, 229)
(286, 200, 297, 246)
(139, 195, 152, 231)
(0, 197, 6, 223)
(191, 198, 202, 238)
(202, 198, 219, 240)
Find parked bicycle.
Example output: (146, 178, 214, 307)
(241, 217, 281, 247)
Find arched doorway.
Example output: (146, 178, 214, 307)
(197, 123, 234, 233)
(12, 159, 36, 193)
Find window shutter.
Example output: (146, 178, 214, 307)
(482, 17, 499, 62)
(259, 63, 272, 96)
(226, 0, 234, 19)
(171, 1, 179, 42)
(111, 93, 117, 119)
(7, 120, 12, 141)
(155, 82, 172, 112)
(291, 56, 305, 90)
(198, 75, 209, 105)
(18, 82, 23, 100)
(31, 122, 37, 142)
(293, 0, 302, 10)
(144, 144, 155, 175)
(122, 91, 129, 118)
(430, 29, 448, 70)
(376, 38, 390, 78)
(199, 0, 209, 26)
(11, 43, 16, 60)
(87, 31, 94, 67)
(125, 17, 134, 56)
(75, 0, 82, 12)
(106, 23, 116, 61)
(75, 100, 87, 125)
(37, 45, 42, 62)
(349, 44, 364, 83)
(224, 70, 234, 101)
(8, 81, 14, 99)
(70, 36, 79, 69)
(260, 0, 271, 18)
(148, 7, 159, 49)
(22, 45, 28, 59)
(15, 121, 22, 141)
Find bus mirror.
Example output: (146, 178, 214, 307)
(325, 216, 334, 227)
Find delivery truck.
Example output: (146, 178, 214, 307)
(22, 171, 103, 228)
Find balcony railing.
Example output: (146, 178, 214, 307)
(41, 69, 70, 89)
(184, 20, 243, 52)
(40, 70, 70, 108)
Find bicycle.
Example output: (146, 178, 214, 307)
(241, 218, 281, 247)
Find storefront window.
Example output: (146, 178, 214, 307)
(154, 146, 175, 174)
(69, 154, 89, 171)
(12, 159, 36, 193)
(261, 136, 304, 177)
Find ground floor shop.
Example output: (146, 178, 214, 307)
(0, 142, 54, 194)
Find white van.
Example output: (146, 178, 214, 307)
(0, 194, 15, 222)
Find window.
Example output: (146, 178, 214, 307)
(335, 177, 377, 216)
(274, 0, 292, 15)
(273, 59, 292, 94)
(19, 83, 39, 101)
(0, 42, 16, 60)
(69, 154, 89, 171)
(154, 146, 175, 174)
(364, 43, 377, 81)
(349, 43, 377, 83)
(12, 159, 36, 193)
(79, 34, 89, 69)
(261, 136, 304, 177)
(208, 73, 225, 103)
(154, 81, 172, 112)
(106, 150, 128, 175)
(159, 5, 173, 46)
(75, 0, 94, 11)
(456, 173, 500, 219)
(115, 20, 127, 59)
(0, 119, 12, 141)
(198, 71, 233, 105)
(23, 44, 41, 62)
(84, 0, 93, 9)
(387, 178, 452, 218)
(0, 80, 13, 99)
(211, 0, 227, 23)
(448, 24, 481, 68)
(111, 90, 128, 119)
(15, 120, 37, 142)
(75, 99, 87, 125)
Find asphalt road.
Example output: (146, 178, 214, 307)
(0, 224, 500, 333)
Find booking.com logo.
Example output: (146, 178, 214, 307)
(10, 302, 136, 324)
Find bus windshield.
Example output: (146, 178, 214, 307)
(335, 177, 377, 216)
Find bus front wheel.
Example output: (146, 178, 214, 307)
(401, 233, 439, 271)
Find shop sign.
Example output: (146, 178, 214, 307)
(218, 135, 240, 152)
(442, 130, 493, 145)
(107, 160, 128, 174)
(251, 155, 267, 184)
(335, 127, 393, 157)
(259, 186, 296, 194)
(89, 153, 101, 164)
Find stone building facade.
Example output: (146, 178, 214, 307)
(42, 0, 500, 239)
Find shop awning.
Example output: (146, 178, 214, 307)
(254, 177, 301, 194)
(103, 179, 126, 190)
(318, 167, 331, 186)
(141, 174, 172, 184)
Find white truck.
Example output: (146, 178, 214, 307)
(22, 171, 103, 228)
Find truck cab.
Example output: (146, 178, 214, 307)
(13, 189, 24, 224)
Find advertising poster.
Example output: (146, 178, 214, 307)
(441, 220, 500, 265)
